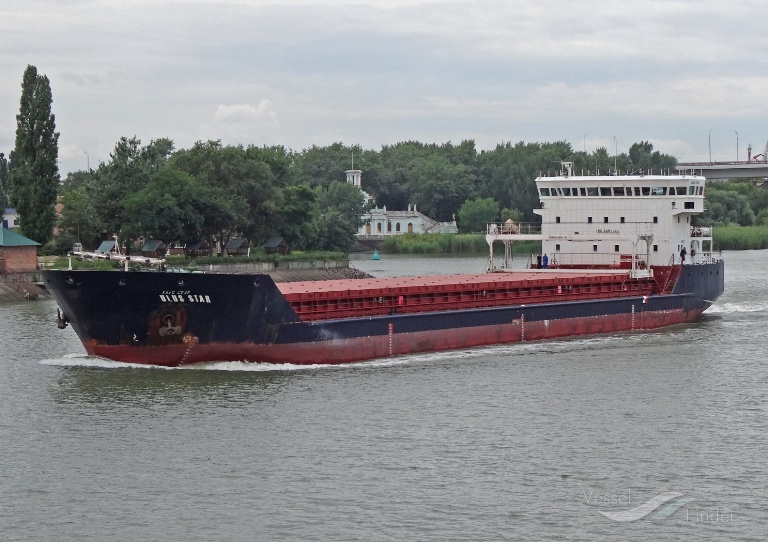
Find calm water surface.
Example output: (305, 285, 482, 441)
(0, 251, 766, 541)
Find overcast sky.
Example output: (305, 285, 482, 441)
(2, 0, 767, 175)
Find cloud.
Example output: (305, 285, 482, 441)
(214, 101, 279, 127)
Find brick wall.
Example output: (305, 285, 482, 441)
(0, 246, 38, 272)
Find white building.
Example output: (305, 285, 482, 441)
(2, 208, 19, 229)
(348, 169, 458, 237)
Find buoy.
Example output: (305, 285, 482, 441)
(372, 250, 380, 260)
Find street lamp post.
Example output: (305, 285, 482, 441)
(735, 131, 739, 162)
(708, 130, 712, 164)
(84, 149, 89, 171)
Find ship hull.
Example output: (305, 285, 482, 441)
(43, 261, 723, 367)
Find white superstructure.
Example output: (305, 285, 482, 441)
(487, 162, 714, 275)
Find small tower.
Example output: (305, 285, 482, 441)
(346, 169, 362, 188)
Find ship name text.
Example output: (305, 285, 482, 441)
(159, 291, 212, 303)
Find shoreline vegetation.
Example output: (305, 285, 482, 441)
(378, 226, 768, 254)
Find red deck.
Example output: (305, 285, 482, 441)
(277, 270, 661, 322)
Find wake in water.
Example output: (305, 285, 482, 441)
(705, 300, 768, 314)
(39, 354, 411, 372)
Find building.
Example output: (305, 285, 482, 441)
(348, 169, 457, 237)
(2, 208, 19, 229)
(0, 228, 41, 273)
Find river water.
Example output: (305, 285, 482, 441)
(0, 251, 765, 541)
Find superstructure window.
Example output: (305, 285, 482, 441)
(676, 187, 687, 195)
(688, 186, 696, 195)
(634, 187, 641, 196)
(562, 187, 571, 196)
(555, 244, 561, 251)
(684, 201, 695, 209)
(593, 245, 598, 252)
(600, 187, 611, 196)
(614, 245, 620, 252)
(620, 217, 625, 223)
(653, 216, 658, 223)
(556, 216, 561, 223)
(653, 245, 658, 252)
(604, 217, 609, 223)
(651, 187, 666, 195)
(539, 188, 550, 196)
(580, 188, 587, 196)
(587, 187, 598, 196)
(613, 187, 625, 196)
(642, 187, 651, 196)
(588, 217, 593, 223)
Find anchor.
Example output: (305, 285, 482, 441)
(56, 308, 69, 329)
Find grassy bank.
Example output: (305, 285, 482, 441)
(381, 233, 540, 255)
(713, 225, 768, 250)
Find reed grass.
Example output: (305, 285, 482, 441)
(713, 225, 768, 250)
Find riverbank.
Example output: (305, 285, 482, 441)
(379, 233, 539, 255)
(372, 227, 768, 254)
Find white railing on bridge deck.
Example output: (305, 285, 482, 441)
(487, 221, 655, 238)
(487, 222, 541, 235)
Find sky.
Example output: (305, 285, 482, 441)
(2, 0, 767, 176)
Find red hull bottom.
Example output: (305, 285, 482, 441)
(83, 307, 704, 367)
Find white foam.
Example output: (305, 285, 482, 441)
(39, 354, 411, 372)
(40, 354, 166, 369)
(706, 302, 768, 314)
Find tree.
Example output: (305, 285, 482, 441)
(458, 197, 499, 233)
(698, 188, 754, 226)
(0, 153, 8, 211)
(58, 185, 102, 247)
(9, 65, 60, 243)
(311, 181, 365, 251)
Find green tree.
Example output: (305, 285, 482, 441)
(0, 153, 8, 211)
(9, 65, 60, 243)
(274, 184, 317, 249)
(58, 185, 102, 247)
(311, 181, 365, 251)
(699, 188, 754, 226)
(458, 197, 499, 233)
(88, 136, 174, 237)
(121, 167, 227, 243)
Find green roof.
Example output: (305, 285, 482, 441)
(0, 228, 41, 247)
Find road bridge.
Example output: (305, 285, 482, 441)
(676, 161, 768, 179)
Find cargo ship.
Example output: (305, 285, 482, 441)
(44, 163, 724, 366)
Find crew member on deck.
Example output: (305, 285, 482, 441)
(680, 246, 687, 264)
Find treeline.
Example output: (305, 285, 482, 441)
(53, 138, 681, 255)
(696, 181, 768, 227)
